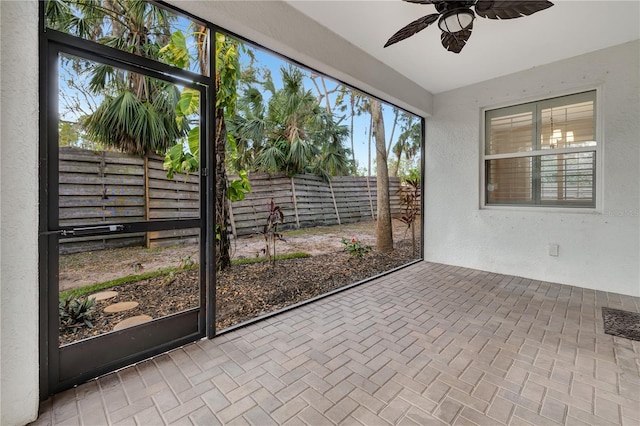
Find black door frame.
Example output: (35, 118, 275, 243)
(39, 24, 216, 397)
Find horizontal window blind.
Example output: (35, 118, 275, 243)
(488, 111, 533, 155)
(484, 91, 597, 208)
(486, 157, 533, 204)
(540, 152, 595, 205)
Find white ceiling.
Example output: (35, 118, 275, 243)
(286, 0, 640, 94)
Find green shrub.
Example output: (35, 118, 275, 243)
(59, 296, 96, 331)
(341, 237, 372, 257)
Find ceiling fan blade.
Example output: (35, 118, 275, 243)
(384, 13, 440, 47)
(440, 25, 473, 53)
(475, 1, 554, 20)
(402, 0, 442, 4)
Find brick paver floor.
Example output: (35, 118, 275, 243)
(33, 262, 640, 425)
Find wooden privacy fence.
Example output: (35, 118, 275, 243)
(59, 147, 409, 253)
(59, 147, 199, 253)
(228, 173, 404, 236)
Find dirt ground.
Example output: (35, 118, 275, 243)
(59, 220, 422, 345)
(59, 220, 419, 291)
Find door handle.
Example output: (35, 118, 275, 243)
(42, 224, 125, 236)
(69, 224, 124, 235)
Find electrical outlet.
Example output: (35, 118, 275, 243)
(548, 244, 559, 257)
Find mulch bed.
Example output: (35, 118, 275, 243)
(60, 242, 419, 345)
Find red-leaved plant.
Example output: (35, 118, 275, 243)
(262, 199, 285, 265)
(397, 178, 420, 256)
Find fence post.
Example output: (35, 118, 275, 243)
(290, 177, 300, 229)
(366, 176, 375, 220)
(328, 179, 341, 225)
(228, 200, 237, 237)
(144, 154, 151, 248)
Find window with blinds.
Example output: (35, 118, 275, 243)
(484, 91, 597, 207)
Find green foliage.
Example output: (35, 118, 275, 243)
(47, 0, 188, 156)
(233, 65, 352, 178)
(159, 30, 190, 69)
(216, 33, 241, 115)
(175, 87, 200, 127)
(393, 116, 421, 177)
(161, 80, 201, 177)
(341, 237, 372, 258)
(162, 33, 252, 208)
(163, 127, 199, 178)
(83, 86, 186, 156)
(58, 121, 82, 147)
(179, 255, 196, 269)
(228, 170, 251, 202)
(48, 0, 194, 152)
(59, 295, 96, 331)
(404, 167, 421, 182)
(46, 0, 106, 39)
(46, 0, 175, 59)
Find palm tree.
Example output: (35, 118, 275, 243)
(233, 65, 352, 179)
(392, 115, 421, 177)
(227, 82, 271, 172)
(257, 66, 320, 174)
(82, 74, 186, 156)
(46, 0, 186, 156)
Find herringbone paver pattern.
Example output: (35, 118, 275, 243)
(34, 262, 640, 425)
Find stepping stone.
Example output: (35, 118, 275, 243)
(91, 291, 118, 301)
(113, 315, 152, 331)
(104, 301, 139, 313)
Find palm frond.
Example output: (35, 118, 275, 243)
(287, 138, 314, 173)
(87, 64, 114, 93)
(256, 142, 287, 172)
(45, 0, 74, 31)
(82, 89, 183, 156)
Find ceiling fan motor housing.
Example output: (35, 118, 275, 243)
(436, 1, 477, 33)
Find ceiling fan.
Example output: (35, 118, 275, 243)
(384, 0, 554, 53)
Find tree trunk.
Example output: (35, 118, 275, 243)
(349, 92, 356, 169)
(370, 99, 393, 252)
(215, 107, 231, 269)
(393, 141, 404, 177)
(386, 108, 399, 158)
(367, 116, 373, 176)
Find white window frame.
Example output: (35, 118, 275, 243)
(480, 88, 602, 212)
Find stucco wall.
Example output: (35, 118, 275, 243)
(0, 1, 41, 425)
(425, 41, 640, 296)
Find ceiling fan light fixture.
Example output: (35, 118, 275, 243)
(438, 8, 475, 33)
